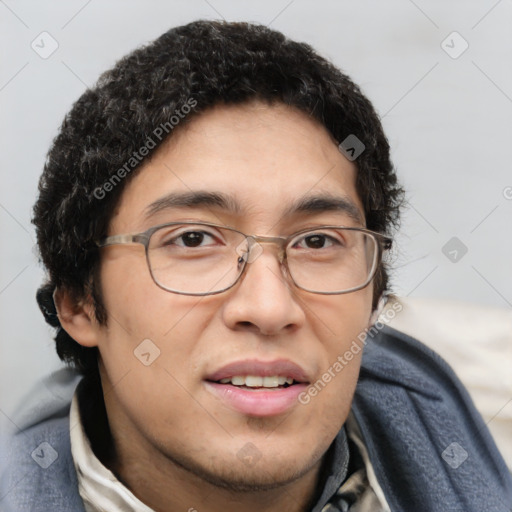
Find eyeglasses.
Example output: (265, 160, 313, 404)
(96, 222, 392, 296)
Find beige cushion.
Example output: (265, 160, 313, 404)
(379, 296, 512, 471)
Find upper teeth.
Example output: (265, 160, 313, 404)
(219, 376, 294, 387)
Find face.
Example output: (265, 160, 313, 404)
(88, 102, 374, 492)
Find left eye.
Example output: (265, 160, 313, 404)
(294, 233, 338, 249)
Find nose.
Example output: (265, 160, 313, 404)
(221, 247, 306, 336)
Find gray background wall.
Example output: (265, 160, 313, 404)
(1, 0, 511, 417)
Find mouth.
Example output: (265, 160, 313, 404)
(204, 360, 310, 417)
(214, 375, 298, 389)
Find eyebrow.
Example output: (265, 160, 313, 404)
(282, 194, 364, 225)
(144, 191, 242, 219)
(143, 190, 364, 225)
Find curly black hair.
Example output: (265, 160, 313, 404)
(33, 20, 404, 377)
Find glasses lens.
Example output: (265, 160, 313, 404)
(147, 224, 246, 294)
(286, 228, 378, 293)
(146, 224, 381, 295)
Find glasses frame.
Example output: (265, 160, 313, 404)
(96, 221, 392, 296)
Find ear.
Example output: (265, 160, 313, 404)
(53, 287, 100, 348)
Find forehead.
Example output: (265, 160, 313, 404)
(109, 101, 363, 233)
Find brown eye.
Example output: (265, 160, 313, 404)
(180, 232, 205, 247)
(293, 233, 339, 250)
(302, 234, 328, 249)
(159, 229, 219, 249)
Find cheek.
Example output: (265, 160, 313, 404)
(309, 285, 373, 353)
(300, 288, 372, 420)
(96, 299, 222, 446)
(96, 255, 218, 387)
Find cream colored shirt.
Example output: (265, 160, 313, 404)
(69, 392, 389, 512)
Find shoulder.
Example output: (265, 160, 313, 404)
(0, 370, 85, 512)
(353, 325, 512, 511)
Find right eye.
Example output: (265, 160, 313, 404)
(154, 226, 223, 249)
(171, 231, 216, 248)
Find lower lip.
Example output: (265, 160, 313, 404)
(204, 382, 308, 417)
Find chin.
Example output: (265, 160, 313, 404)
(194, 461, 315, 493)
(168, 444, 322, 493)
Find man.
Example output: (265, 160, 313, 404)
(1, 20, 511, 511)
